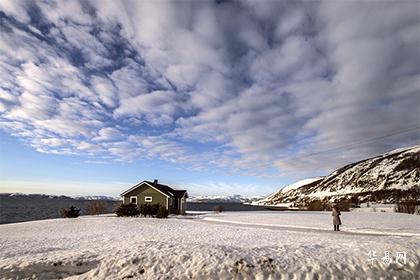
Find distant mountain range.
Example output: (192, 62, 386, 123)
(188, 194, 263, 203)
(72, 195, 119, 201)
(2, 193, 119, 201)
(3, 193, 264, 204)
(255, 145, 420, 207)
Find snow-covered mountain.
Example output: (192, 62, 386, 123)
(72, 195, 119, 201)
(257, 145, 420, 206)
(252, 177, 324, 207)
(188, 194, 263, 203)
(5, 193, 70, 199)
(3, 193, 119, 201)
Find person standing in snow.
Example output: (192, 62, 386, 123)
(332, 205, 341, 231)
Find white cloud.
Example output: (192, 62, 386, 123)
(94, 127, 123, 142)
(90, 75, 118, 108)
(114, 90, 189, 126)
(0, 0, 418, 178)
(0, 0, 30, 23)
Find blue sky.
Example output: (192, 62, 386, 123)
(0, 0, 419, 196)
(0, 130, 284, 196)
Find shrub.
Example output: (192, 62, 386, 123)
(87, 201, 106, 215)
(150, 204, 159, 216)
(349, 197, 360, 208)
(138, 204, 144, 217)
(139, 204, 146, 217)
(115, 203, 140, 217)
(394, 156, 420, 172)
(213, 205, 224, 213)
(156, 205, 169, 218)
(139, 203, 160, 217)
(139, 203, 150, 217)
(60, 205, 80, 218)
(395, 200, 419, 214)
(306, 200, 329, 211)
(337, 200, 350, 211)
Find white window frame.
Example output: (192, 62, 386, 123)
(145, 196, 153, 202)
(130, 196, 137, 205)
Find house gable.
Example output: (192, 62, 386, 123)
(121, 181, 171, 198)
(122, 183, 168, 207)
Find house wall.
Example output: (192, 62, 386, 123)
(180, 196, 187, 214)
(123, 184, 168, 208)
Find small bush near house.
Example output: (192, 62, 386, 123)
(395, 200, 419, 214)
(213, 205, 224, 213)
(139, 203, 160, 217)
(139, 204, 147, 217)
(156, 205, 169, 218)
(150, 204, 159, 216)
(87, 201, 106, 215)
(115, 203, 140, 217)
(60, 205, 80, 218)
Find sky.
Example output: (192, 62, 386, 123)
(0, 0, 419, 197)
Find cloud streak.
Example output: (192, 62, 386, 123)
(0, 0, 418, 178)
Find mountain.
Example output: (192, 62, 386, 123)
(5, 193, 71, 199)
(4, 193, 119, 201)
(252, 177, 324, 207)
(257, 145, 420, 207)
(188, 194, 263, 203)
(72, 195, 119, 201)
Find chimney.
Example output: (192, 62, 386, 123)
(153, 179, 158, 186)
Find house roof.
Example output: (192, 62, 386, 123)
(120, 180, 188, 198)
(172, 190, 189, 198)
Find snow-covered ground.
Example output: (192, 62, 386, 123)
(201, 211, 420, 236)
(0, 212, 419, 279)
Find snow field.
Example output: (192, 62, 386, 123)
(202, 211, 420, 236)
(0, 212, 419, 279)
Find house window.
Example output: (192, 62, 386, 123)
(130, 196, 137, 204)
(145, 196, 152, 202)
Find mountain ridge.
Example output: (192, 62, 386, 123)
(256, 145, 420, 207)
